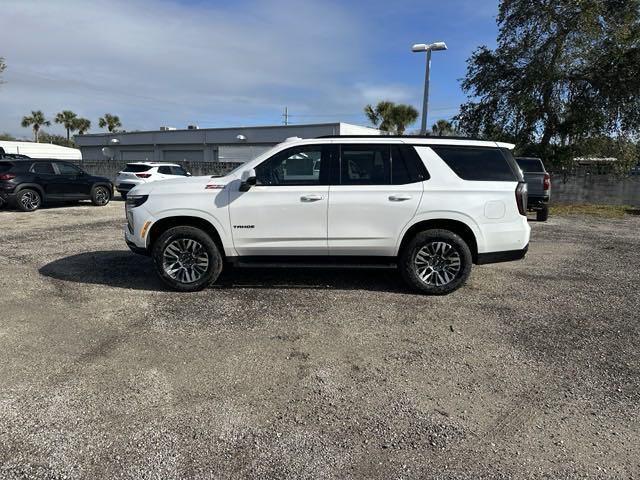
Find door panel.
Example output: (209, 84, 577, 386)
(328, 183, 422, 256)
(54, 163, 91, 197)
(229, 185, 329, 255)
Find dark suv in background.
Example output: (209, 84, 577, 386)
(515, 157, 551, 221)
(0, 159, 113, 211)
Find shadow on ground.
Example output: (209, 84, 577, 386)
(39, 250, 409, 293)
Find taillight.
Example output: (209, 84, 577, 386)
(543, 173, 550, 190)
(0, 173, 16, 180)
(136, 173, 152, 178)
(516, 182, 528, 216)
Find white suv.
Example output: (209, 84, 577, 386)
(115, 162, 190, 198)
(124, 136, 530, 294)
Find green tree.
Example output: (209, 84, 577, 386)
(457, 0, 640, 150)
(431, 119, 456, 136)
(54, 110, 78, 141)
(38, 130, 76, 148)
(73, 117, 91, 135)
(364, 101, 419, 134)
(21, 110, 51, 142)
(0, 132, 16, 141)
(98, 113, 122, 133)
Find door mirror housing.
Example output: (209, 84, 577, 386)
(239, 168, 256, 191)
(186, 172, 192, 177)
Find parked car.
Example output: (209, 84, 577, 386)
(115, 162, 191, 198)
(0, 159, 113, 211)
(515, 157, 551, 221)
(124, 136, 531, 295)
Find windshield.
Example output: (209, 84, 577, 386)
(516, 158, 544, 172)
(221, 144, 282, 177)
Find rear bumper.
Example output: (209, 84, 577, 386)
(476, 244, 528, 265)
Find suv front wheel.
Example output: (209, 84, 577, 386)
(152, 226, 223, 292)
(399, 229, 472, 295)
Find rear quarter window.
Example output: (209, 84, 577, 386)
(123, 164, 152, 173)
(0, 161, 14, 173)
(431, 146, 518, 181)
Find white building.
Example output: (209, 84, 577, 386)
(74, 123, 380, 163)
(0, 140, 81, 160)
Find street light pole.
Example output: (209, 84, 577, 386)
(412, 42, 447, 136)
(420, 49, 432, 135)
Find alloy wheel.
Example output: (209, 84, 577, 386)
(162, 238, 210, 284)
(20, 191, 40, 211)
(414, 241, 461, 286)
(94, 187, 109, 205)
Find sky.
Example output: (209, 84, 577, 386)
(0, 0, 500, 138)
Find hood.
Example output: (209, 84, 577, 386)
(129, 174, 235, 195)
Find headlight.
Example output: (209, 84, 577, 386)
(126, 194, 149, 209)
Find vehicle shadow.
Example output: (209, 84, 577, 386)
(39, 250, 410, 293)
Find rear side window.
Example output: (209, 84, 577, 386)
(431, 146, 518, 181)
(31, 162, 55, 174)
(516, 158, 544, 172)
(123, 164, 152, 173)
(340, 145, 390, 185)
(0, 161, 14, 173)
(157, 166, 172, 175)
(391, 145, 429, 184)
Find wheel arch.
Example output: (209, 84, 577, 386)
(398, 218, 480, 263)
(148, 216, 227, 257)
(14, 183, 46, 199)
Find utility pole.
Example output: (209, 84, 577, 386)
(412, 42, 448, 135)
(282, 107, 289, 126)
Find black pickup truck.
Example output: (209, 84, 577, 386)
(515, 157, 551, 221)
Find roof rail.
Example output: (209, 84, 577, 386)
(314, 134, 491, 142)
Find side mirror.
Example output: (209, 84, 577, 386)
(186, 172, 192, 177)
(239, 168, 256, 191)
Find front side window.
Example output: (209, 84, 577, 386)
(256, 146, 327, 186)
(431, 146, 518, 181)
(56, 163, 82, 176)
(340, 145, 391, 185)
(158, 166, 172, 175)
(31, 162, 55, 174)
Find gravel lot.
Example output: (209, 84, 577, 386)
(0, 200, 638, 479)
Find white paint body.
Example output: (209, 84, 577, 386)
(124, 137, 530, 258)
(0, 141, 81, 160)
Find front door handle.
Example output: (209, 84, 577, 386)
(300, 194, 324, 202)
(389, 194, 413, 202)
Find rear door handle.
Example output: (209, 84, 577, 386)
(389, 194, 412, 202)
(301, 194, 324, 202)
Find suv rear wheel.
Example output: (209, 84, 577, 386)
(16, 188, 42, 212)
(536, 205, 549, 222)
(399, 229, 472, 295)
(152, 226, 223, 292)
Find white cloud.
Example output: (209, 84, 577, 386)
(0, 0, 390, 135)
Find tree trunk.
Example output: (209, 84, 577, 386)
(34, 126, 39, 143)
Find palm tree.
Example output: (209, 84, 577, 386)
(364, 101, 418, 134)
(431, 119, 456, 136)
(98, 113, 122, 133)
(389, 104, 418, 135)
(73, 118, 91, 135)
(54, 110, 78, 141)
(21, 110, 51, 142)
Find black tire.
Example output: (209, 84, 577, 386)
(91, 185, 111, 206)
(15, 188, 42, 212)
(536, 205, 549, 222)
(152, 226, 223, 292)
(399, 229, 472, 295)
(120, 192, 127, 200)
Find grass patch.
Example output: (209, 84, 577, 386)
(550, 204, 637, 218)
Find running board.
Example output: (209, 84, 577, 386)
(227, 256, 398, 269)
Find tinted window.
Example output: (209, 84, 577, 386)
(431, 146, 517, 181)
(158, 166, 172, 175)
(391, 145, 429, 184)
(516, 158, 544, 172)
(340, 145, 391, 185)
(256, 146, 327, 186)
(0, 161, 14, 173)
(124, 164, 152, 173)
(31, 162, 55, 174)
(170, 166, 188, 176)
(56, 163, 82, 175)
